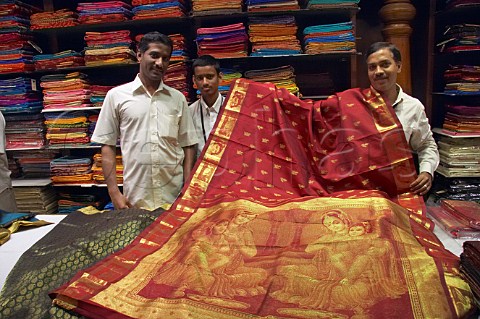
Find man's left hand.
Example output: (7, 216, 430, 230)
(410, 172, 433, 196)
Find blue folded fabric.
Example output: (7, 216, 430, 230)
(303, 22, 353, 34)
(132, 2, 182, 13)
(305, 33, 355, 43)
(251, 49, 301, 56)
(0, 211, 36, 228)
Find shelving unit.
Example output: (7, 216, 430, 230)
(430, 0, 480, 201)
(3, 0, 361, 213)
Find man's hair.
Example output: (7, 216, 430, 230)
(366, 42, 402, 63)
(192, 55, 221, 74)
(138, 32, 173, 54)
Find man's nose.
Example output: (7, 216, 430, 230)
(155, 58, 163, 65)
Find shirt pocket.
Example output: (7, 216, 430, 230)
(158, 113, 179, 144)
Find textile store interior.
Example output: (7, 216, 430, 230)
(1, 0, 480, 318)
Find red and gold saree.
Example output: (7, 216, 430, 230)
(52, 79, 474, 318)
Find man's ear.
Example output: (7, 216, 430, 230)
(218, 72, 224, 80)
(397, 61, 402, 73)
(136, 51, 142, 61)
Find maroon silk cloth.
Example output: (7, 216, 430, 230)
(51, 79, 474, 319)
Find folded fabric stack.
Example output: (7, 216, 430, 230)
(44, 111, 91, 147)
(13, 186, 58, 214)
(50, 156, 93, 185)
(91, 153, 123, 184)
(30, 9, 79, 30)
(76, 1, 132, 24)
(428, 199, 480, 239)
(305, 0, 360, 8)
(132, 0, 186, 19)
(0, 77, 44, 149)
(219, 68, 242, 95)
(248, 15, 301, 56)
(244, 65, 299, 94)
(434, 176, 480, 202)
(57, 192, 104, 214)
(33, 50, 85, 70)
(192, 0, 242, 15)
(436, 136, 480, 177)
(88, 113, 98, 138)
(444, 65, 480, 95)
(84, 30, 136, 67)
(442, 104, 480, 134)
(460, 241, 480, 308)
(40, 72, 92, 111)
(246, 0, 299, 12)
(0, 1, 41, 74)
(11, 149, 59, 178)
(90, 84, 114, 107)
(296, 72, 335, 96)
(196, 23, 248, 58)
(303, 21, 356, 54)
(446, 0, 480, 9)
(437, 24, 480, 53)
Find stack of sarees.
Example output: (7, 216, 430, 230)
(40, 72, 92, 111)
(245, 0, 299, 12)
(244, 65, 299, 94)
(89, 84, 114, 107)
(91, 152, 123, 184)
(436, 136, 480, 178)
(30, 9, 78, 30)
(248, 15, 301, 56)
(76, 1, 132, 24)
(84, 30, 136, 67)
(443, 65, 480, 95)
(10, 149, 59, 178)
(460, 241, 480, 307)
(57, 192, 104, 214)
(0, 77, 44, 149)
(33, 50, 84, 70)
(305, 0, 359, 8)
(428, 199, 480, 239)
(13, 185, 58, 214)
(196, 23, 248, 58)
(192, 0, 242, 15)
(303, 21, 356, 54)
(0, 1, 41, 74)
(437, 24, 480, 53)
(446, 0, 480, 9)
(442, 104, 480, 134)
(132, 0, 187, 19)
(218, 68, 242, 95)
(50, 156, 93, 185)
(41, 73, 94, 147)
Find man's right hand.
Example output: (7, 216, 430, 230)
(110, 191, 132, 210)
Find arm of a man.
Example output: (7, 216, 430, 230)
(182, 144, 196, 182)
(102, 145, 131, 209)
(409, 108, 440, 196)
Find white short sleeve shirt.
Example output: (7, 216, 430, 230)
(92, 75, 198, 210)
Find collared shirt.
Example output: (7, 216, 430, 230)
(189, 93, 224, 158)
(91, 75, 198, 210)
(0, 111, 12, 193)
(392, 85, 439, 176)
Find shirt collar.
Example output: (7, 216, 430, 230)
(392, 84, 403, 108)
(200, 93, 223, 114)
(133, 74, 166, 94)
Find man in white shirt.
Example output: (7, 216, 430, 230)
(0, 111, 17, 212)
(366, 42, 439, 196)
(189, 55, 224, 160)
(91, 32, 198, 210)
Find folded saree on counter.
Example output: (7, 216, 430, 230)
(49, 79, 475, 319)
(460, 241, 480, 307)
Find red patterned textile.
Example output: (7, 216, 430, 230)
(51, 79, 474, 319)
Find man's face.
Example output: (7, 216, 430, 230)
(137, 42, 172, 85)
(193, 65, 222, 98)
(366, 48, 401, 94)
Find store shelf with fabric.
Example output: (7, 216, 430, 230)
(429, 0, 480, 203)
